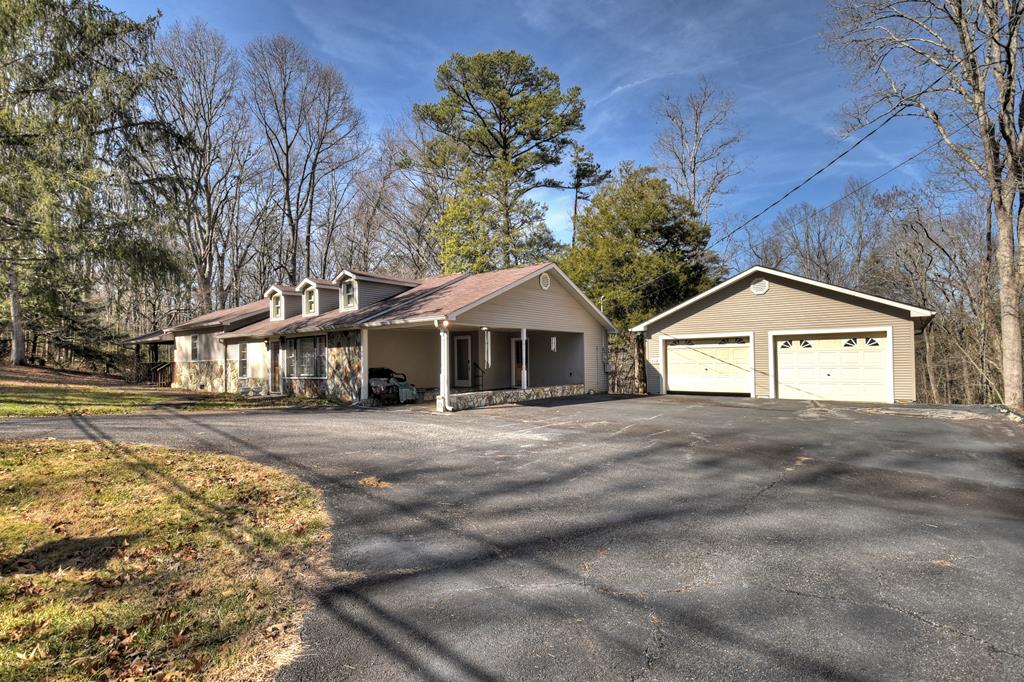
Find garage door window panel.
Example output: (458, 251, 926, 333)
(774, 332, 889, 403)
(665, 336, 752, 395)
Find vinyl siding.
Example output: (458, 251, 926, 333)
(318, 287, 340, 313)
(479, 331, 513, 390)
(367, 328, 439, 389)
(174, 331, 219, 363)
(456, 273, 608, 392)
(357, 281, 408, 307)
(227, 341, 269, 380)
(282, 293, 302, 318)
(643, 272, 918, 402)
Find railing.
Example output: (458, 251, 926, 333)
(146, 362, 174, 387)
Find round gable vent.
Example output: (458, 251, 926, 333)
(539, 272, 551, 290)
(750, 278, 770, 295)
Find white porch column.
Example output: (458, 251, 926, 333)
(359, 328, 369, 401)
(520, 327, 528, 390)
(439, 325, 450, 406)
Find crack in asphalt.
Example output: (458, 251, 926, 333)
(767, 586, 1024, 661)
(629, 613, 667, 682)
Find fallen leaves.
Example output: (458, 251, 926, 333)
(358, 476, 392, 489)
(0, 439, 330, 682)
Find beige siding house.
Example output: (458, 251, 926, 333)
(149, 263, 614, 411)
(631, 267, 934, 404)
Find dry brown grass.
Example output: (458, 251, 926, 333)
(0, 439, 330, 681)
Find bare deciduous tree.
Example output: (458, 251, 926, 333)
(654, 77, 744, 226)
(746, 178, 883, 285)
(828, 0, 1024, 407)
(148, 20, 252, 313)
(244, 34, 364, 283)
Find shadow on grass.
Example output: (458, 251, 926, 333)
(1, 534, 140, 575)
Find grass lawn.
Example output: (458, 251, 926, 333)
(0, 367, 176, 418)
(0, 439, 330, 681)
(181, 394, 338, 412)
(0, 366, 342, 418)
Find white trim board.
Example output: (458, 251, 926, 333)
(767, 326, 895, 404)
(658, 331, 755, 398)
(631, 266, 934, 332)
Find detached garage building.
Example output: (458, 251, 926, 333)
(631, 267, 934, 404)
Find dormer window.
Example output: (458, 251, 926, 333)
(342, 281, 355, 308)
(272, 294, 282, 319)
(304, 288, 316, 315)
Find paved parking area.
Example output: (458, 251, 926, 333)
(4, 395, 1023, 680)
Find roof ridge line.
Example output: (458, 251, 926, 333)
(354, 272, 472, 326)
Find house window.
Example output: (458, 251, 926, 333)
(342, 281, 355, 308)
(484, 330, 491, 369)
(239, 343, 248, 377)
(286, 336, 326, 378)
(190, 334, 199, 361)
(305, 289, 316, 314)
(865, 337, 880, 347)
(780, 340, 793, 349)
(272, 294, 282, 319)
(799, 340, 813, 349)
(550, 336, 557, 352)
(843, 338, 857, 348)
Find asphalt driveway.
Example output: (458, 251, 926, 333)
(3, 395, 1023, 680)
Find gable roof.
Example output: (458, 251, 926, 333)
(263, 284, 300, 298)
(296, 277, 338, 291)
(442, 263, 616, 332)
(332, 269, 420, 287)
(167, 299, 270, 333)
(629, 266, 935, 332)
(221, 262, 615, 339)
(364, 264, 549, 326)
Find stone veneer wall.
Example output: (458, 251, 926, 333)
(281, 331, 362, 402)
(173, 360, 224, 392)
(440, 383, 585, 412)
(226, 360, 271, 397)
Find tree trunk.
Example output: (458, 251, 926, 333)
(197, 270, 214, 314)
(7, 267, 25, 365)
(993, 205, 1023, 408)
(634, 333, 647, 395)
(922, 324, 939, 404)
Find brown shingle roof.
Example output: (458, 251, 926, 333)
(300, 277, 337, 288)
(337, 269, 421, 286)
(221, 263, 570, 339)
(168, 299, 269, 332)
(364, 263, 548, 326)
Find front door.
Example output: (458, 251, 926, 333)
(269, 341, 281, 393)
(511, 338, 528, 388)
(454, 335, 472, 388)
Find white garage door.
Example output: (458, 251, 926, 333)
(666, 338, 751, 394)
(775, 332, 889, 402)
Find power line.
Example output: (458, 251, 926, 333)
(600, 20, 1009, 311)
(603, 113, 979, 313)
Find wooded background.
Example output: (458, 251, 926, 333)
(3, 0, 1022, 407)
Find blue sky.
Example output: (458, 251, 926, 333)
(108, 0, 934, 244)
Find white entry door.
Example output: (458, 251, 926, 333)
(454, 335, 472, 387)
(665, 338, 751, 394)
(775, 332, 889, 402)
(511, 338, 528, 388)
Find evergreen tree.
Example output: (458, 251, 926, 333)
(561, 163, 720, 330)
(414, 50, 584, 272)
(1, 0, 178, 364)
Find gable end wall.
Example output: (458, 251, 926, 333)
(456, 274, 608, 392)
(643, 272, 918, 401)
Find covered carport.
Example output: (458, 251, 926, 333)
(365, 322, 588, 410)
